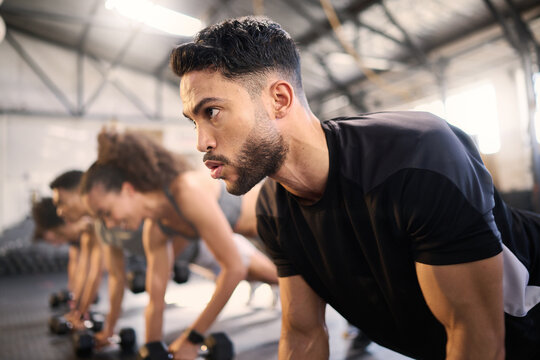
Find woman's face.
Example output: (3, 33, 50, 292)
(82, 183, 144, 230)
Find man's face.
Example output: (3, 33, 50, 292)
(82, 183, 143, 230)
(181, 70, 288, 195)
(43, 222, 81, 246)
(52, 188, 87, 222)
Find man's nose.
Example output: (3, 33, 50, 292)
(196, 126, 216, 153)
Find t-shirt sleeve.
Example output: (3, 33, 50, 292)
(256, 182, 298, 277)
(395, 169, 502, 265)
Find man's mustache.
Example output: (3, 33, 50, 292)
(203, 152, 230, 165)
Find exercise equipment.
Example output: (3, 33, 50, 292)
(48, 311, 104, 334)
(173, 260, 190, 284)
(72, 327, 137, 357)
(137, 332, 234, 360)
(49, 289, 72, 308)
(127, 269, 146, 293)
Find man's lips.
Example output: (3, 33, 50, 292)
(204, 160, 224, 179)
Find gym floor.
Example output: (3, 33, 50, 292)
(0, 272, 412, 360)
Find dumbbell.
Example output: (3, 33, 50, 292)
(49, 289, 72, 308)
(173, 260, 190, 284)
(137, 332, 234, 360)
(72, 327, 137, 357)
(48, 312, 104, 334)
(127, 269, 146, 293)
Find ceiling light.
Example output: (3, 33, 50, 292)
(105, 0, 202, 37)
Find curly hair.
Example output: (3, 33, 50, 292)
(170, 16, 306, 103)
(32, 197, 65, 240)
(80, 129, 192, 194)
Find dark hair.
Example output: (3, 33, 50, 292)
(80, 129, 192, 194)
(32, 197, 65, 240)
(170, 16, 305, 101)
(49, 170, 84, 191)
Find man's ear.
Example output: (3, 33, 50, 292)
(270, 80, 294, 119)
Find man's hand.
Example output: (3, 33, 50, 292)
(168, 332, 199, 360)
(94, 329, 113, 350)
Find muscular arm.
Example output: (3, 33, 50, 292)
(415, 253, 504, 360)
(77, 231, 104, 315)
(278, 275, 328, 360)
(103, 244, 125, 336)
(67, 246, 80, 293)
(177, 174, 247, 334)
(143, 218, 172, 343)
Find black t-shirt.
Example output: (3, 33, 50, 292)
(257, 111, 540, 359)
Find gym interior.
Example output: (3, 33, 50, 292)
(1, 0, 540, 359)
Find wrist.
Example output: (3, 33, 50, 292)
(185, 328, 205, 345)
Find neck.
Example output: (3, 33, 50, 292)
(271, 108, 329, 203)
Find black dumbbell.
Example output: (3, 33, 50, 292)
(49, 289, 72, 308)
(127, 269, 146, 293)
(49, 312, 104, 334)
(49, 315, 72, 334)
(87, 311, 105, 332)
(72, 327, 137, 357)
(137, 333, 234, 360)
(173, 260, 190, 284)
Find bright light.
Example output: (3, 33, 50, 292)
(105, 0, 202, 37)
(445, 83, 501, 154)
(533, 73, 540, 143)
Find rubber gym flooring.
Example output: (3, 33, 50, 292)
(0, 271, 412, 360)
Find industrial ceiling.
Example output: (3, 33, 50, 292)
(1, 0, 539, 117)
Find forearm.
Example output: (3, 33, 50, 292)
(189, 266, 245, 333)
(67, 248, 79, 292)
(78, 259, 103, 315)
(104, 274, 125, 335)
(279, 324, 329, 360)
(145, 298, 166, 342)
(71, 256, 89, 307)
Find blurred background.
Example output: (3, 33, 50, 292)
(0, 0, 539, 269)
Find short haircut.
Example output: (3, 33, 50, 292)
(32, 197, 65, 240)
(49, 170, 84, 191)
(170, 16, 306, 102)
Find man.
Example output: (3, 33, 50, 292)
(49, 171, 105, 328)
(32, 197, 95, 306)
(170, 16, 540, 359)
(50, 169, 142, 348)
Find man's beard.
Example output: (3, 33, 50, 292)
(204, 111, 288, 195)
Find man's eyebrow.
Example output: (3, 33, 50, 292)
(183, 97, 224, 119)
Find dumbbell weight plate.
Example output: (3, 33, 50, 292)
(119, 327, 137, 352)
(49, 315, 70, 334)
(72, 330, 95, 357)
(204, 333, 234, 360)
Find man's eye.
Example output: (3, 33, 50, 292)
(207, 108, 220, 119)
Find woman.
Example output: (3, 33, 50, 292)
(80, 129, 277, 359)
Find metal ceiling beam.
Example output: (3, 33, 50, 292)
(380, 1, 427, 66)
(5, 30, 76, 116)
(76, 0, 102, 115)
(483, 0, 540, 210)
(296, 0, 382, 46)
(309, 3, 539, 105)
(314, 54, 367, 113)
(87, 55, 155, 120)
(81, 24, 144, 114)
